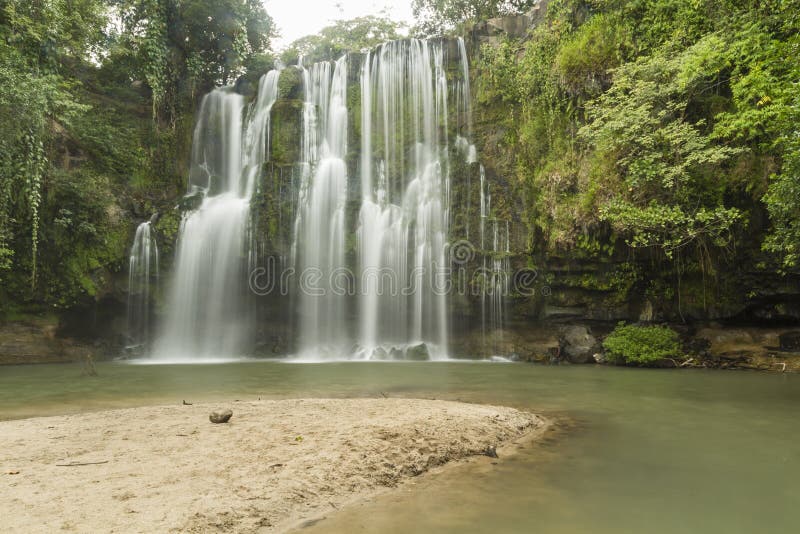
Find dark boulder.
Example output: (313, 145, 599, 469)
(405, 343, 431, 361)
(558, 325, 599, 364)
(779, 331, 800, 351)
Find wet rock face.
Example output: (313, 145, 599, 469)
(559, 325, 599, 364)
(779, 331, 800, 351)
(405, 343, 431, 361)
(0, 320, 99, 365)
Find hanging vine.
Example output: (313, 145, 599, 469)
(138, 0, 169, 121)
(0, 141, 13, 279)
(21, 127, 47, 290)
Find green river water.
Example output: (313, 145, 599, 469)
(1, 361, 798, 533)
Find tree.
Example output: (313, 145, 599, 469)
(176, 0, 274, 85)
(411, 0, 535, 36)
(0, 0, 108, 68)
(0, 0, 281, 314)
(0, 1, 102, 289)
(115, 0, 276, 122)
(282, 15, 405, 64)
(762, 38, 800, 267)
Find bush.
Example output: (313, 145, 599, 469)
(602, 323, 681, 366)
(554, 13, 631, 96)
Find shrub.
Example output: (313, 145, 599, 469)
(554, 13, 631, 96)
(602, 323, 680, 366)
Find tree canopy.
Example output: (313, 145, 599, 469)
(281, 15, 405, 64)
(0, 0, 276, 311)
(412, 0, 536, 36)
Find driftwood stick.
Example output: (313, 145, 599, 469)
(56, 460, 109, 467)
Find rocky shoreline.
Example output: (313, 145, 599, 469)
(2, 315, 799, 372)
(447, 321, 800, 372)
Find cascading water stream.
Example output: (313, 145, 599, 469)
(487, 219, 510, 354)
(357, 39, 455, 360)
(140, 36, 490, 362)
(127, 221, 158, 349)
(152, 70, 280, 360)
(477, 163, 510, 356)
(287, 38, 480, 360)
(479, 164, 489, 345)
(291, 57, 350, 357)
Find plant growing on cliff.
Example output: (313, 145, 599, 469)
(757, 35, 800, 268)
(0, 41, 88, 291)
(580, 35, 746, 259)
(602, 323, 681, 366)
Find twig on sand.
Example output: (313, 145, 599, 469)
(56, 461, 109, 467)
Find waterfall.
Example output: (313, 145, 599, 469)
(127, 221, 158, 349)
(356, 39, 452, 360)
(455, 37, 477, 166)
(478, 164, 510, 356)
(291, 57, 350, 357)
(479, 164, 489, 345)
(487, 219, 510, 355)
(141, 36, 486, 362)
(153, 70, 281, 360)
(289, 39, 464, 360)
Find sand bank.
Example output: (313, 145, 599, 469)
(0, 398, 547, 532)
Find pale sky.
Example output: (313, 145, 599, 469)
(265, 0, 414, 49)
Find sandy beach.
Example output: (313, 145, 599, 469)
(0, 398, 547, 533)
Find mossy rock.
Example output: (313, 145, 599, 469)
(270, 100, 303, 165)
(277, 67, 303, 100)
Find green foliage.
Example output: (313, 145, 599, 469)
(0, 0, 108, 68)
(153, 208, 182, 264)
(603, 323, 681, 365)
(763, 88, 800, 266)
(554, 13, 632, 96)
(38, 169, 129, 307)
(0, 0, 275, 312)
(475, 0, 800, 282)
(580, 35, 747, 257)
(178, 0, 273, 84)
(0, 36, 89, 290)
(412, 0, 535, 36)
(116, 0, 276, 123)
(138, 0, 169, 118)
(1, 1, 103, 291)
